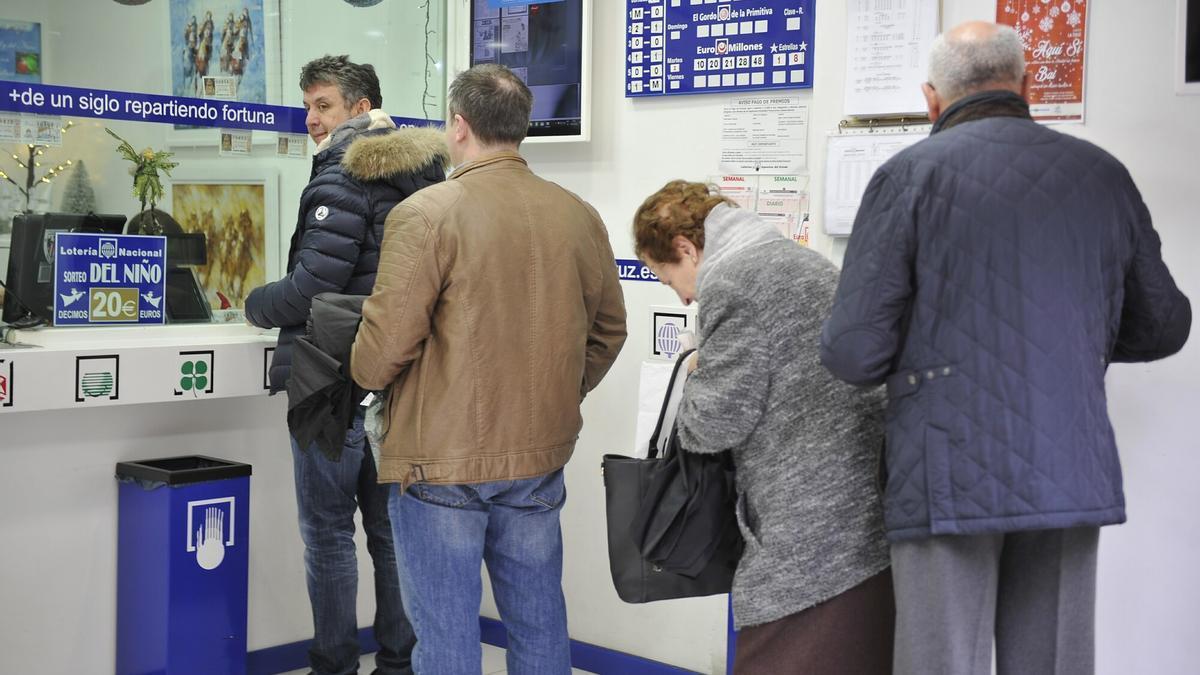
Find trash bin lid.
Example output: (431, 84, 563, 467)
(116, 455, 252, 486)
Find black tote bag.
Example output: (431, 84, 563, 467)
(602, 349, 743, 604)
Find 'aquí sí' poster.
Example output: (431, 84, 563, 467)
(998, 0, 1088, 122)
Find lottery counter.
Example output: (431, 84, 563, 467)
(0, 319, 311, 670)
(0, 322, 278, 413)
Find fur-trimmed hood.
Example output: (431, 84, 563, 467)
(343, 125, 449, 181)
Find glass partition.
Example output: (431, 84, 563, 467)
(0, 0, 446, 322)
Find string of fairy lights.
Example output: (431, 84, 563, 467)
(1, 119, 76, 210)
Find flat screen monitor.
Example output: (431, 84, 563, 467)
(166, 232, 208, 267)
(2, 212, 127, 324)
(164, 267, 213, 323)
(466, 0, 591, 142)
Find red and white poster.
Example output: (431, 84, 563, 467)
(997, 0, 1088, 122)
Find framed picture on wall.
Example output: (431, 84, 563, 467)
(1179, 0, 1200, 95)
(164, 0, 283, 145)
(997, 0, 1088, 122)
(0, 19, 41, 83)
(161, 167, 280, 310)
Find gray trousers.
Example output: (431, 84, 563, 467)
(891, 527, 1100, 675)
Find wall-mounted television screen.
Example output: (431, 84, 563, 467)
(466, 0, 591, 142)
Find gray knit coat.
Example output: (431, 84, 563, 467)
(677, 204, 890, 629)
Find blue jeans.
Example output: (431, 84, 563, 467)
(388, 469, 571, 675)
(291, 413, 415, 675)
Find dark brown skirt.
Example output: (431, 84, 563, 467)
(733, 569, 895, 675)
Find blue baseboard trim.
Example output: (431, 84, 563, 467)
(246, 619, 697, 674)
(479, 616, 697, 674)
(246, 627, 378, 675)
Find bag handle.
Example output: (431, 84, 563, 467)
(647, 348, 696, 460)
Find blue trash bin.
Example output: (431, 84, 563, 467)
(115, 455, 252, 675)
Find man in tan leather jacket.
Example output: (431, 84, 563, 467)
(351, 64, 626, 674)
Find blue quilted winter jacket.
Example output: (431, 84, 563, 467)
(820, 93, 1191, 541)
(246, 115, 447, 391)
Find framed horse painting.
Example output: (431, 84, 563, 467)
(165, 0, 282, 146)
(160, 164, 281, 311)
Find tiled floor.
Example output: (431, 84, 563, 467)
(280, 643, 592, 674)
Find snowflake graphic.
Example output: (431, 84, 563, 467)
(1067, 10, 1081, 27)
(1049, 6, 1060, 17)
(1039, 15, 1054, 32)
(1033, 4, 1041, 13)
(1017, 27, 1034, 49)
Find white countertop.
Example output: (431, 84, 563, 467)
(0, 323, 283, 413)
(3, 322, 278, 350)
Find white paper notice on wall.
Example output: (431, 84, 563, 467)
(710, 174, 759, 211)
(843, 0, 940, 117)
(8, 114, 63, 147)
(201, 75, 238, 101)
(218, 129, 252, 157)
(276, 133, 308, 159)
(33, 115, 63, 147)
(719, 96, 809, 174)
(823, 131, 924, 237)
(756, 175, 809, 244)
(0, 113, 19, 142)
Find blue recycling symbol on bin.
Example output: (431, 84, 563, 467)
(186, 497, 236, 571)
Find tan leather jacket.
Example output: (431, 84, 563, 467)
(351, 152, 627, 487)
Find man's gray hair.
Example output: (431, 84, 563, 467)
(928, 25, 1026, 103)
(448, 64, 532, 146)
(300, 55, 383, 109)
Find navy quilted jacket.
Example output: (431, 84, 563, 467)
(820, 93, 1191, 541)
(245, 115, 447, 391)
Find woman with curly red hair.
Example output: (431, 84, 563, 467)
(633, 180, 895, 674)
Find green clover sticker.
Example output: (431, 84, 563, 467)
(180, 360, 209, 394)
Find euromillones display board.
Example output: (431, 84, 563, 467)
(625, 0, 815, 97)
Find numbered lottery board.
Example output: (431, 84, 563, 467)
(625, 0, 815, 97)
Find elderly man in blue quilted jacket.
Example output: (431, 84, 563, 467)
(245, 55, 446, 675)
(821, 21, 1191, 675)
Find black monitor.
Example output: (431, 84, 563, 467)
(166, 232, 208, 267)
(164, 267, 212, 323)
(469, 0, 588, 140)
(162, 233, 210, 322)
(2, 212, 127, 324)
(71, 212, 127, 235)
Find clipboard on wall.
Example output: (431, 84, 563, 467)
(822, 118, 929, 237)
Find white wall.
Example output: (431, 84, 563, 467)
(524, 2, 1200, 674)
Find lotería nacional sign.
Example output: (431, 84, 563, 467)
(53, 232, 167, 326)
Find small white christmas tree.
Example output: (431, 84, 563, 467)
(59, 159, 96, 214)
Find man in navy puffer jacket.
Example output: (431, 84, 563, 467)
(245, 55, 446, 675)
(821, 22, 1190, 675)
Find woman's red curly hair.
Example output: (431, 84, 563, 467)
(633, 180, 733, 263)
